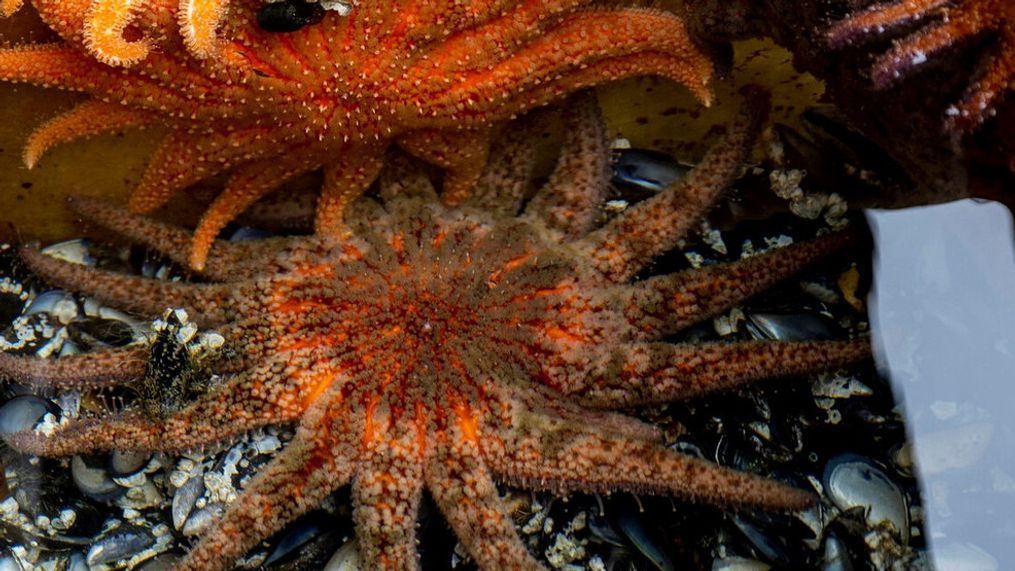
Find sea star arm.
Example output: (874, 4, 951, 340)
(828, 0, 1014, 131)
(408, 0, 587, 75)
(4, 357, 328, 455)
(377, 150, 439, 203)
(0, 346, 147, 389)
(191, 150, 327, 270)
(827, 0, 949, 49)
(68, 196, 293, 281)
(0, 44, 125, 89)
(467, 111, 545, 214)
(24, 102, 154, 169)
(83, 0, 152, 66)
(353, 416, 426, 569)
(0, 44, 204, 111)
(18, 246, 243, 326)
(128, 125, 308, 216)
(619, 233, 852, 338)
(178, 392, 358, 571)
(0, 0, 21, 16)
(496, 383, 663, 444)
(404, 0, 549, 42)
(575, 338, 872, 407)
(578, 88, 769, 282)
(524, 91, 610, 239)
(427, 424, 544, 570)
(960, 25, 1015, 131)
(397, 128, 492, 207)
(314, 142, 388, 238)
(419, 9, 713, 119)
(178, 0, 228, 59)
(487, 419, 812, 510)
(867, 12, 987, 89)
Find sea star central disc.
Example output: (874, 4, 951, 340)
(0, 91, 870, 570)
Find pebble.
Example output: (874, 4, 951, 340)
(611, 148, 689, 193)
(0, 395, 59, 437)
(39, 240, 95, 267)
(746, 312, 840, 342)
(71, 455, 121, 501)
(110, 450, 151, 477)
(323, 541, 361, 571)
(24, 291, 78, 325)
(86, 526, 156, 566)
(172, 474, 205, 531)
(824, 454, 910, 541)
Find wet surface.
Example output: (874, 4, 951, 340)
(869, 200, 1015, 571)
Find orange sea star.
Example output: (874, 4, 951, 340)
(0, 0, 713, 270)
(828, 0, 1015, 132)
(2, 0, 249, 64)
(0, 91, 870, 570)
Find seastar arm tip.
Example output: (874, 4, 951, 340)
(18, 244, 239, 325)
(580, 86, 768, 282)
(580, 338, 872, 407)
(429, 431, 545, 571)
(82, 0, 157, 66)
(179, 397, 357, 571)
(24, 101, 152, 169)
(622, 231, 854, 337)
(491, 419, 814, 512)
(178, 0, 229, 59)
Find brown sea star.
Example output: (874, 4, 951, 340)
(828, 0, 1015, 132)
(0, 90, 870, 570)
(0, 0, 713, 270)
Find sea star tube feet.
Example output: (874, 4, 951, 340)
(0, 91, 872, 570)
(0, 0, 715, 270)
(828, 0, 1015, 132)
(2, 0, 234, 65)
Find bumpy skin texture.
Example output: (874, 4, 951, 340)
(2, 0, 292, 64)
(0, 93, 871, 570)
(0, 0, 713, 270)
(671, 0, 1014, 209)
(828, 0, 1014, 133)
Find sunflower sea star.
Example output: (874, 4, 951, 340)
(828, 0, 1014, 132)
(0, 91, 870, 570)
(0, 0, 713, 270)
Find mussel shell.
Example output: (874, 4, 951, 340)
(257, 0, 326, 33)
